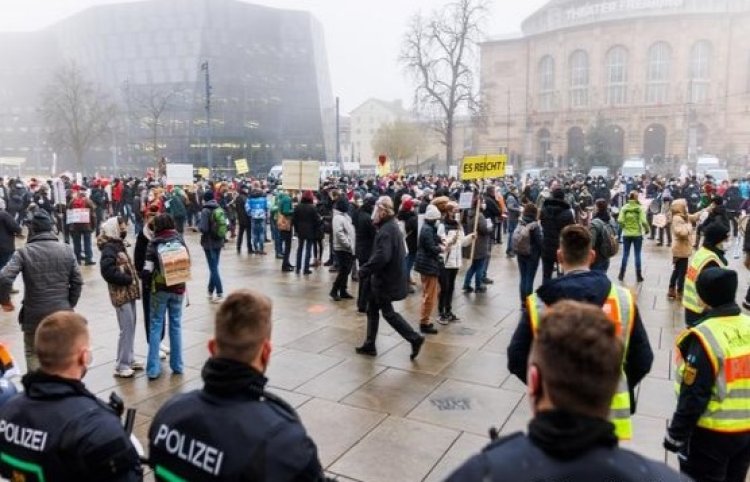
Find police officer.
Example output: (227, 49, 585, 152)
(666, 267, 750, 482)
(507, 225, 653, 440)
(0, 311, 142, 481)
(449, 301, 683, 481)
(683, 222, 729, 327)
(148, 290, 328, 481)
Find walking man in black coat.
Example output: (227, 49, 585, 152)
(356, 196, 425, 360)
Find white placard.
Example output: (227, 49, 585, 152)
(449, 165, 458, 178)
(459, 192, 474, 210)
(166, 163, 194, 186)
(66, 208, 90, 225)
(282, 160, 320, 191)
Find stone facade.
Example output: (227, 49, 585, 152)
(478, 0, 750, 171)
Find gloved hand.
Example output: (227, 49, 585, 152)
(663, 433, 685, 453)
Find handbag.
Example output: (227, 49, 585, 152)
(652, 213, 667, 229)
(277, 214, 292, 232)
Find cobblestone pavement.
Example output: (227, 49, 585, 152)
(1, 230, 744, 481)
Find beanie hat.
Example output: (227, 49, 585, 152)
(425, 204, 442, 221)
(697, 267, 737, 308)
(203, 190, 214, 202)
(334, 196, 349, 213)
(31, 211, 52, 233)
(703, 221, 730, 246)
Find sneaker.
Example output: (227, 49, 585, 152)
(448, 312, 461, 322)
(159, 349, 167, 360)
(667, 288, 676, 300)
(420, 323, 438, 335)
(462, 286, 474, 293)
(482, 278, 494, 285)
(340, 292, 354, 300)
(437, 313, 450, 325)
(475, 286, 487, 293)
(113, 367, 135, 378)
(131, 361, 145, 371)
(213, 294, 224, 304)
(355, 344, 377, 357)
(84, 260, 96, 266)
(160, 343, 170, 355)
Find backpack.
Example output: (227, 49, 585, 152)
(210, 207, 228, 239)
(512, 221, 535, 256)
(156, 240, 191, 287)
(592, 218, 619, 258)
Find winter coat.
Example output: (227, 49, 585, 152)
(438, 219, 466, 270)
(671, 199, 693, 259)
(617, 200, 650, 238)
(67, 196, 97, 233)
(0, 232, 83, 332)
(397, 210, 418, 255)
(332, 209, 355, 254)
(293, 201, 321, 241)
(98, 220, 140, 308)
(246, 189, 268, 220)
(464, 210, 491, 260)
(360, 216, 408, 303)
(505, 193, 522, 222)
(539, 198, 575, 259)
(354, 205, 376, 263)
(0, 211, 21, 253)
(415, 221, 442, 277)
(235, 193, 250, 227)
(199, 200, 225, 250)
(517, 214, 543, 261)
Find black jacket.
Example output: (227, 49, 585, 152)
(484, 193, 502, 221)
(507, 271, 654, 411)
(397, 210, 418, 255)
(0, 372, 142, 482)
(414, 221, 442, 276)
(235, 193, 250, 227)
(293, 201, 321, 241)
(0, 210, 21, 253)
(354, 204, 376, 263)
(359, 216, 408, 303)
(539, 198, 576, 259)
(447, 410, 683, 482)
(148, 358, 325, 481)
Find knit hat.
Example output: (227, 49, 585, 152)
(425, 204, 442, 221)
(697, 267, 737, 308)
(703, 222, 730, 246)
(31, 211, 52, 233)
(203, 190, 214, 202)
(334, 196, 349, 212)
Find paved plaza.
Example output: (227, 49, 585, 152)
(0, 230, 741, 481)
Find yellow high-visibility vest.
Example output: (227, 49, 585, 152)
(527, 284, 635, 440)
(674, 314, 750, 433)
(682, 248, 723, 314)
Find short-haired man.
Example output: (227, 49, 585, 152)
(0, 311, 142, 481)
(0, 211, 83, 371)
(507, 224, 653, 440)
(448, 301, 683, 481)
(148, 290, 327, 481)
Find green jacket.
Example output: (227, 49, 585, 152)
(618, 200, 650, 237)
(276, 193, 294, 218)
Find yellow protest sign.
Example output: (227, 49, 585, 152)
(198, 167, 210, 179)
(376, 160, 391, 177)
(460, 154, 507, 180)
(235, 158, 249, 175)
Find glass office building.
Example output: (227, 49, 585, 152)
(0, 0, 335, 175)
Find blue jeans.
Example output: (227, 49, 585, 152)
(71, 231, 93, 263)
(204, 248, 223, 295)
(404, 253, 416, 280)
(517, 255, 539, 303)
(251, 218, 265, 252)
(270, 219, 282, 256)
(506, 220, 518, 254)
(620, 236, 643, 274)
(463, 258, 487, 289)
(147, 291, 183, 379)
(296, 238, 313, 273)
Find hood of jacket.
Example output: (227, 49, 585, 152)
(203, 199, 219, 210)
(541, 198, 571, 217)
(202, 357, 267, 400)
(671, 198, 688, 218)
(250, 189, 265, 198)
(536, 270, 612, 306)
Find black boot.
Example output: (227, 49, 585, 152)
(636, 271, 644, 283)
(618, 268, 625, 282)
(355, 343, 377, 356)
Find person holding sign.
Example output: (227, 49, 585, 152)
(68, 186, 97, 266)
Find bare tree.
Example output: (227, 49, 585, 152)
(132, 86, 179, 165)
(372, 120, 426, 171)
(40, 61, 117, 174)
(400, 0, 487, 166)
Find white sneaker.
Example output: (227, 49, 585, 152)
(159, 349, 167, 360)
(131, 361, 145, 371)
(113, 368, 135, 378)
(213, 294, 224, 304)
(160, 344, 170, 355)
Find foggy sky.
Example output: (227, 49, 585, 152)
(0, 0, 548, 112)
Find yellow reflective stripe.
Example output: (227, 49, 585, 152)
(612, 418, 633, 440)
(682, 249, 722, 312)
(527, 294, 545, 337)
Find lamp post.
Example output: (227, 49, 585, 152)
(201, 61, 212, 172)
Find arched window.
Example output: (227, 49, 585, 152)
(538, 56, 555, 112)
(689, 40, 712, 103)
(646, 42, 671, 104)
(569, 50, 589, 108)
(605, 46, 628, 105)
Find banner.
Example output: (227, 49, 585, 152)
(66, 208, 90, 225)
(282, 160, 319, 191)
(235, 159, 249, 175)
(460, 155, 507, 180)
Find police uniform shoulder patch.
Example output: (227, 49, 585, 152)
(683, 365, 698, 386)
